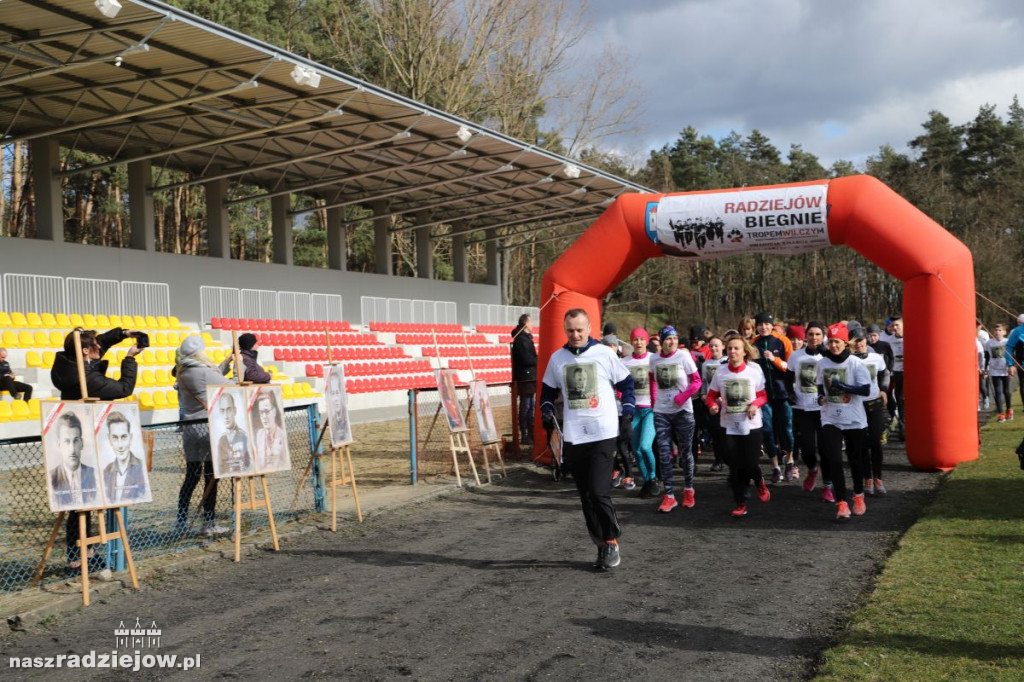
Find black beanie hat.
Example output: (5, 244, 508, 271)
(238, 333, 258, 351)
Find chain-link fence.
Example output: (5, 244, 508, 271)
(0, 406, 323, 597)
(411, 383, 514, 480)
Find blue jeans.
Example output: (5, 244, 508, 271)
(654, 410, 695, 495)
(760, 398, 793, 459)
(631, 407, 657, 481)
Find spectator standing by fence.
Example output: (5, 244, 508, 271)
(511, 314, 537, 444)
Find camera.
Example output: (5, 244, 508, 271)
(130, 331, 150, 349)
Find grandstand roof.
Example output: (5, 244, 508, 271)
(0, 0, 652, 242)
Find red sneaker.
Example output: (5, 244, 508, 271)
(802, 467, 818, 492)
(730, 504, 748, 517)
(836, 500, 851, 520)
(822, 484, 835, 503)
(682, 488, 696, 508)
(658, 494, 678, 513)
(852, 493, 867, 516)
(757, 480, 771, 503)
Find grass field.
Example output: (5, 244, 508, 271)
(816, 419, 1024, 681)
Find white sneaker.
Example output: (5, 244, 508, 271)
(203, 523, 229, 537)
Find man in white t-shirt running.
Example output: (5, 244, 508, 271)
(541, 309, 635, 571)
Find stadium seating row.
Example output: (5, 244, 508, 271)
(210, 317, 351, 332)
(393, 333, 488, 345)
(368, 322, 462, 333)
(274, 347, 406, 362)
(446, 358, 511, 370)
(0, 398, 41, 422)
(0, 312, 184, 331)
(304, 359, 433, 378)
(346, 374, 436, 393)
(474, 325, 514, 334)
(260, 332, 382, 347)
(421, 346, 509, 358)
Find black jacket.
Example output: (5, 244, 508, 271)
(510, 324, 538, 382)
(50, 328, 138, 400)
(752, 334, 789, 400)
(870, 339, 894, 372)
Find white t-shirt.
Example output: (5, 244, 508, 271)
(543, 343, 629, 444)
(789, 348, 823, 411)
(648, 349, 699, 414)
(816, 354, 870, 429)
(707, 362, 765, 436)
(860, 352, 887, 401)
(883, 332, 905, 372)
(700, 357, 726, 397)
(987, 338, 1009, 376)
(621, 353, 652, 408)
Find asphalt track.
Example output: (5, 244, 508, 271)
(1, 445, 940, 681)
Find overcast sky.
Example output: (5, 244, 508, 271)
(565, 0, 1024, 169)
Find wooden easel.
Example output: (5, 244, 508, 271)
(479, 440, 506, 484)
(328, 444, 363, 530)
(32, 331, 141, 605)
(448, 429, 481, 487)
(232, 474, 280, 562)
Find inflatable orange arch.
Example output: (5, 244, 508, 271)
(537, 175, 977, 471)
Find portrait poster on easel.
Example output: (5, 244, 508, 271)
(95, 403, 152, 505)
(324, 364, 353, 447)
(248, 384, 292, 474)
(208, 386, 256, 479)
(469, 379, 498, 444)
(42, 402, 102, 513)
(435, 369, 467, 432)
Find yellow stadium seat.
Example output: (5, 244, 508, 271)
(41, 313, 57, 328)
(134, 315, 147, 329)
(168, 391, 180, 408)
(96, 314, 110, 328)
(55, 313, 71, 328)
(33, 331, 48, 347)
(154, 350, 169, 365)
(156, 369, 170, 386)
(111, 369, 121, 381)
(154, 332, 168, 347)
(3, 330, 17, 348)
(169, 316, 183, 329)
(11, 401, 30, 420)
(69, 313, 85, 327)
(26, 351, 43, 368)
(43, 351, 55, 368)
(26, 312, 43, 328)
(28, 399, 41, 420)
(49, 330, 64, 347)
(83, 314, 98, 328)
(153, 392, 169, 409)
(157, 316, 171, 329)
(145, 315, 158, 329)
(282, 384, 295, 399)
(141, 370, 155, 387)
(166, 332, 180, 346)
(108, 314, 122, 327)
(0, 312, 10, 327)
(11, 312, 28, 327)
(201, 332, 215, 346)
(18, 331, 33, 348)
(139, 393, 155, 410)
(0, 402, 12, 422)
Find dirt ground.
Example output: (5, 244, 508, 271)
(1, 439, 941, 681)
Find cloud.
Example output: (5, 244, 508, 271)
(559, 0, 1024, 167)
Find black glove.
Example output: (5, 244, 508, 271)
(542, 411, 555, 431)
(618, 414, 633, 440)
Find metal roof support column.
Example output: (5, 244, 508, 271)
(485, 228, 500, 286)
(415, 210, 432, 280)
(373, 201, 392, 276)
(271, 194, 293, 266)
(29, 138, 63, 242)
(327, 206, 346, 271)
(451, 220, 467, 283)
(205, 175, 230, 259)
(128, 161, 156, 252)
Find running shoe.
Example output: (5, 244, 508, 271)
(836, 500, 851, 520)
(603, 541, 621, 569)
(822, 484, 835, 504)
(998, 413, 1006, 423)
(593, 544, 608, 570)
(802, 467, 819, 492)
(731, 504, 748, 517)
(983, 397, 990, 410)
(658, 493, 679, 513)
(874, 478, 887, 495)
(865, 478, 875, 496)
(784, 461, 796, 481)
(757, 480, 771, 503)
(638, 480, 656, 498)
(1009, 408, 1015, 420)
(682, 487, 696, 508)
(622, 477, 637, 490)
(611, 470, 624, 488)
(852, 493, 867, 516)
(771, 467, 784, 484)
(709, 462, 726, 472)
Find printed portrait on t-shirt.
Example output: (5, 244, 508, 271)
(703, 362, 719, 385)
(655, 363, 679, 390)
(564, 363, 598, 409)
(723, 377, 751, 413)
(866, 363, 878, 382)
(628, 365, 649, 393)
(798, 361, 818, 393)
(823, 367, 850, 404)
(990, 344, 1005, 360)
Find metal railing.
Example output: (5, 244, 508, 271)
(361, 296, 457, 326)
(0, 405, 324, 597)
(199, 285, 242, 325)
(121, 281, 170, 317)
(469, 303, 539, 328)
(2, 273, 66, 314)
(66, 277, 121, 316)
(240, 288, 278, 320)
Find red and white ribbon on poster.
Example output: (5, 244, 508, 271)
(41, 402, 66, 437)
(94, 402, 113, 435)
